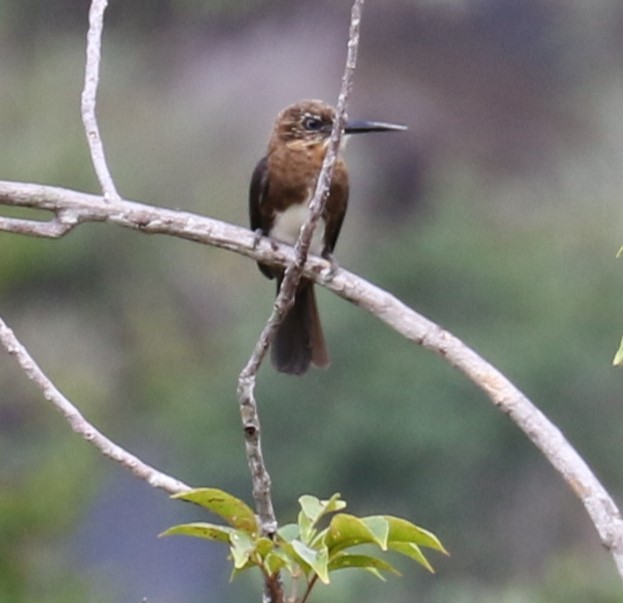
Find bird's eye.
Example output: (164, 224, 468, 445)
(303, 116, 323, 131)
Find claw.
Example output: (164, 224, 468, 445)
(321, 252, 339, 283)
(252, 228, 263, 249)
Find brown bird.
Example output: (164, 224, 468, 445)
(249, 99, 406, 375)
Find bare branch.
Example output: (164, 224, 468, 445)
(0, 179, 263, 253)
(236, 3, 366, 555)
(0, 178, 622, 578)
(334, 274, 623, 574)
(0, 212, 78, 238)
(0, 313, 190, 496)
(81, 0, 120, 202)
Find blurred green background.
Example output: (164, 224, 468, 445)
(1, 0, 622, 601)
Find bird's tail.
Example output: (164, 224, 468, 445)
(271, 279, 330, 375)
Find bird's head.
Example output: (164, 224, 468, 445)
(269, 99, 406, 152)
(270, 100, 336, 150)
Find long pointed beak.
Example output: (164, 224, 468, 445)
(345, 119, 408, 134)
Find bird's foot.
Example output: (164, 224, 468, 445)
(320, 252, 339, 283)
(252, 228, 263, 249)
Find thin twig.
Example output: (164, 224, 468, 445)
(300, 574, 318, 603)
(0, 179, 622, 579)
(236, 0, 366, 543)
(0, 314, 190, 496)
(236, 4, 366, 601)
(81, 0, 120, 202)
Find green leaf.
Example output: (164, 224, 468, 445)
(362, 516, 390, 549)
(299, 495, 324, 523)
(388, 541, 435, 573)
(383, 516, 448, 555)
(159, 522, 233, 542)
(264, 550, 289, 576)
(255, 536, 274, 557)
(310, 526, 330, 549)
(278, 540, 310, 574)
(325, 513, 387, 553)
(613, 336, 623, 366)
(291, 540, 330, 584)
(298, 509, 315, 544)
(299, 493, 347, 525)
(277, 523, 299, 542)
(229, 562, 254, 582)
(230, 530, 256, 569)
(328, 553, 401, 579)
(172, 488, 257, 533)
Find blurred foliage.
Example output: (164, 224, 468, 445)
(1, 1, 623, 602)
(0, 0, 269, 36)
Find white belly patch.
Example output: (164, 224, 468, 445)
(270, 203, 325, 255)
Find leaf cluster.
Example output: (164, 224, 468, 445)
(162, 488, 447, 603)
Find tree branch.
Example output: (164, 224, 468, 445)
(237, 5, 365, 601)
(1, 178, 622, 579)
(236, 0, 365, 552)
(0, 313, 190, 496)
(82, 0, 120, 202)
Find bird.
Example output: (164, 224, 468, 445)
(249, 99, 407, 375)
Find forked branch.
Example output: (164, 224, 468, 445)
(82, 0, 120, 202)
(0, 0, 621, 592)
(0, 178, 622, 579)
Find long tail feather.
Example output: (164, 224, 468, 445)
(271, 279, 329, 375)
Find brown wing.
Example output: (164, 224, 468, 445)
(321, 168, 349, 256)
(249, 156, 275, 279)
(249, 156, 268, 233)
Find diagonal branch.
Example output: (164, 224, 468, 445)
(0, 314, 190, 496)
(81, 0, 120, 202)
(0, 179, 622, 579)
(236, 1, 366, 553)
(237, 4, 366, 601)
